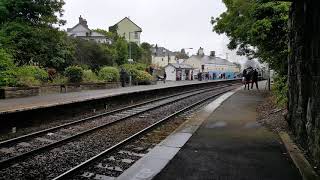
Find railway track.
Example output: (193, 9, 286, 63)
(53, 84, 238, 180)
(0, 82, 241, 179)
(0, 83, 234, 167)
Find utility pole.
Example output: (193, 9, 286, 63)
(129, 32, 131, 60)
(268, 63, 271, 91)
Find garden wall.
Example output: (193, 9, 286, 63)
(0, 82, 121, 99)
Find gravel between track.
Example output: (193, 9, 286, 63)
(0, 84, 240, 179)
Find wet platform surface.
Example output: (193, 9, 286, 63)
(0, 80, 232, 114)
(154, 85, 302, 180)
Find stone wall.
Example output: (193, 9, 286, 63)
(0, 82, 121, 99)
(288, 0, 320, 166)
(0, 87, 40, 99)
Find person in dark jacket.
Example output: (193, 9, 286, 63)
(244, 67, 252, 90)
(120, 68, 126, 87)
(251, 69, 259, 90)
(163, 72, 167, 83)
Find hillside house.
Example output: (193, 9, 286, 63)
(67, 16, 111, 44)
(111, 17, 142, 45)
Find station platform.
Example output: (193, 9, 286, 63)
(153, 82, 301, 180)
(117, 81, 302, 180)
(0, 80, 235, 115)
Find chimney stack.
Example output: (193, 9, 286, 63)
(197, 47, 204, 57)
(210, 51, 216, 57)
(79, 15, 88, 28)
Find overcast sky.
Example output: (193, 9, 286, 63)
(62, 0, 248, 64)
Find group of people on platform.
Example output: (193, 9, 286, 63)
(242, 67, 259, 90)
(197, 72, 234, 81)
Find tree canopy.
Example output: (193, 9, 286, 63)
(212, 0, 290, 75)
(0, 0, 65, 26)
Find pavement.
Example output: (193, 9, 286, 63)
(151, 82, 302, 180)
(0, 79, 234, 114)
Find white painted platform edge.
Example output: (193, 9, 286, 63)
(116, 87, 242, 180)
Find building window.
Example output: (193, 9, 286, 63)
(134, 32, 139, 39)
(162, 58, 164, 61)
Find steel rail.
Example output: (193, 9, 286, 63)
(0, 83, 233, 147)
(0, 83, 238, 169)
(53, 86, 237, 180)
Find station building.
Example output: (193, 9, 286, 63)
(164, 63, 194, 81)
(183, 48, 240, 79)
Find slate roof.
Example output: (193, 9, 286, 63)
(166, 63, 193, 69)
(188, 55, 235, 66)
(151, 46, 176, 57)
(67, 19, 107, 38)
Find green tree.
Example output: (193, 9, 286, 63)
(94, 28, 118, 42)
(109, 24, 118, 34)
(73, 38, 114, 70)
(0, 48, 15, 71)
(212, 0, 290, 75)
(129, 42, 142, 62)
(0, 0, 65, 26)
(140, 42, 152, 65)
(115, 38, 128, 65)
(0, 22, 74, 70)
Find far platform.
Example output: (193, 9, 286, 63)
(0, 79, 237, 115)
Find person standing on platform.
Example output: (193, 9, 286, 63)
(242, 69, 247, 87)
(251, 69, 259, 90)
(120, 68, 126, 87)
(163, 72, 167, 84)
(244, 68, 252, 90)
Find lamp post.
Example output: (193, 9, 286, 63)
(128, 31, 140, 63)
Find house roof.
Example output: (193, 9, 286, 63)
(166, 63, 193, 69)
(67, 22, 108, 38)
(188, 55, 235, 66)
(151, 46, 176, 57)
(67, 23, 91, 33)
(114, 17, 142, 32)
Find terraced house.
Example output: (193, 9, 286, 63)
(184, 47, 240, 79)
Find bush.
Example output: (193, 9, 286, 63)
(83, 70, 100, 83)
(0, 49, 17, 87)
(0, 69, 17, 87)
(6, 66, 49, 87)
(52, 74, 68, 85)
(121, 63, 147, 72)
(134, 63, 148, 71)
(98, 66, 120, 82)
(135, 70, 153, 84)
(272, 74, 288, 107)
(0, 49, 15, 71)
(16, 75, 41, 87)
(65, 66, 84, 83)
(17, 66, 48, 82)
(120, 63, 152, 84)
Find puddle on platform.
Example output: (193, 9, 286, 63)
(243, 122, 261, 129)
(206, 121, 227, 129)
